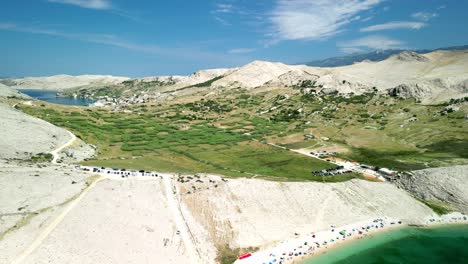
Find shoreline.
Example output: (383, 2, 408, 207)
(235, 212, 468, 264)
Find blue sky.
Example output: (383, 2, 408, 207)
(1, 0, 467, 77)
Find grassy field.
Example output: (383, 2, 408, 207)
(16, 89, 468, 176)
(18, 102, 339, 181)
(262, 93, 468, 171)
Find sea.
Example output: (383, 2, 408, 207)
(304, 225, 468, 264)
(19, 89, 94, 106)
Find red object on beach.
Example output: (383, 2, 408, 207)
(239, 253, 252, 260)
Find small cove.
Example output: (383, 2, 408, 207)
(19, 89, 94, 106)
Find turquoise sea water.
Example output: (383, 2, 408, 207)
(20, 89, 94, 106)
(305, 225, 468, 264)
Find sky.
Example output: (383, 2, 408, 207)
(1, 0, 467, 77)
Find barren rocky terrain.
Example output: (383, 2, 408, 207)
(0, 102, 71, 160)
(2, 50, 467, 104)
(23, 178, 193, 264)
(396, 166, 468, 213)
(0, 84, 30, 99)
(0, 160, 92, 264)
(177, 174, 435, 261)
(0, 75, 129, 91)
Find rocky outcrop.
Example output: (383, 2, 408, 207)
(390, 51, 429, 62)
(321, 88, 339, 95)
(388, 84, 427, 98)
(396, 166, 468, 213)
(268, 70, 319, 87)
(388, 78, 468, 102)
(0, 84, 29, 99)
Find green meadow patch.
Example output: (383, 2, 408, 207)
(18, 103, 340, 181)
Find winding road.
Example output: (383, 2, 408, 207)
(50, 130, 77, 164)
(11, 129, 88, 264)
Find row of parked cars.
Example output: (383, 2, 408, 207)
(76, 166, 159, 178)
(311, 166, 353, 176)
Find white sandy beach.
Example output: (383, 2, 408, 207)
(234, 213, 468, 264)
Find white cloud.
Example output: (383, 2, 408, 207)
(47, 0, 112, 10)
(211, 2, 235, 26)
(340, 47, 365, 53)
(47, 0, 142, 21)
(338, 35, 406, 52)
(360, 21, 426, 32)
(411, 11, 438, 21)
(214, 16, 231, 26)
(0, 23, 134, 49)
(269, 0, 383, 41)
(228, 48, 255, 54)
(0, 22, 250, 65)
(214, 3, 234, 14)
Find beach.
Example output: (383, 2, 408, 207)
(235, 213, 468, 264)
(306, 224, 468, 264)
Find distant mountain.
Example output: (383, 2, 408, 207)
(303, 45, 468, 67)
(0, 75, 130, 91)
(4, 49, 468, 104)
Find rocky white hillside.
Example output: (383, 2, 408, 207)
(182, 50, 468, 103)
(396, 166, 468, 213)
(0, 74, 129, 90)
(0, 84, 29, 99)
(3, 50, 468, 103)
(210, 61, 318, 88)
(138, 68, 235, 87)
(334, 50, 468, 102)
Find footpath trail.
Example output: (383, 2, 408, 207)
(161, 173, 201, 264)
(51, 130, 76, 164)
(10, 129, 84, 264)
(11, 175, 104, 264)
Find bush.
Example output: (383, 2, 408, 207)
(30, 153, 53, 162)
